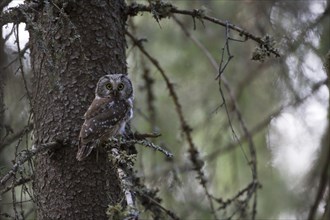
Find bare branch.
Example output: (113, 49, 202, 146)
(109, 137, 172, 158)
(126, 2, 280, 58)
(0, 141, 60, 189)
(126, 31, 218, 219)
(14, 24, 33, 108)
(132, 132, 161, 139)
(206, 78, 329, 161)
(215, 181, 261, 211)
(0, 0, 12, 10)
(173, 16, 259, 219)
(136, 191, 180, 220)
(0, 124, 33, 152)
(1, 43, 29, 71)
(128, 18, 157, 131)
(307, 138, 330, 220)
(0, 2, 39, 26)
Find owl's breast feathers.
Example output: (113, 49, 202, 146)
(76, 97, 132, 161)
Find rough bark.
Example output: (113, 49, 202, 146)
(28, 0, 127, 219)
(0, 28, 5, 141)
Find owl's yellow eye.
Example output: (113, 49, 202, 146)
(117, 83, 124, 91)
(105, 83, 112, 90)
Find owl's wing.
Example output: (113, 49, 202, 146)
(84, 97, 114, 120)
(77, 99, 129, 161)
(79, 99, 129, 143)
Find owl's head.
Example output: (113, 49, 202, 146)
(96, 74, 133, 100)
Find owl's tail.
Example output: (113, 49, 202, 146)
(76, 140, 94, 161)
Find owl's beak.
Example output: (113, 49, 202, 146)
(112, 90, 118, 96)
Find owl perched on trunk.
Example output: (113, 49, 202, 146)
(76, 74, 133, 161)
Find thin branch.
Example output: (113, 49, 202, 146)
(0, 141, 60, 189)
(141, 60, 157, 130)
(172, 16, 218, 68)
(14, 24, 32, 106)
(132, 132, 161, 140)
(137, 192, 180, 220)
(128, 18, 157, 131)
(126, 2, 280, 58)
(0, 124, 33, 152)
(221, 76, 259, 219)
(215, 181, 260, 210)
(206, 78, 329, 162)
(109, 138, 172, 158)
(0, 0, 12, 10)
(0, 2, 40, 27)
(173, 15, 259, 219)
(307, 131, 330, 220)
(126, 31, 218, 219)
(1, 43, 29, 71)
(213, 22, 252, 172)
(216, 21, 234, 79)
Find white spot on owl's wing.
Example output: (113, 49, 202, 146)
(127, 98, 134, 120)
(119, 122, 126, 135)
(127, 98, 133, 106)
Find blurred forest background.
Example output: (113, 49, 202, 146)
(0, 0, 329, 219)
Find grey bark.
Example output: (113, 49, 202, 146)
(28, 0, 127, 219)
(0, 26, 5, 142)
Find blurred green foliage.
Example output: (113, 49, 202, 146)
(126, 0, 329, 219)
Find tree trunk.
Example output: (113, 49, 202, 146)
(0, 28, 5, 141)
(29, 1, 127, 219)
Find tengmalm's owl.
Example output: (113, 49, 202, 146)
(76, 74, 133, 161)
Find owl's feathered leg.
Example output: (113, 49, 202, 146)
(76, 140, 95, 161)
